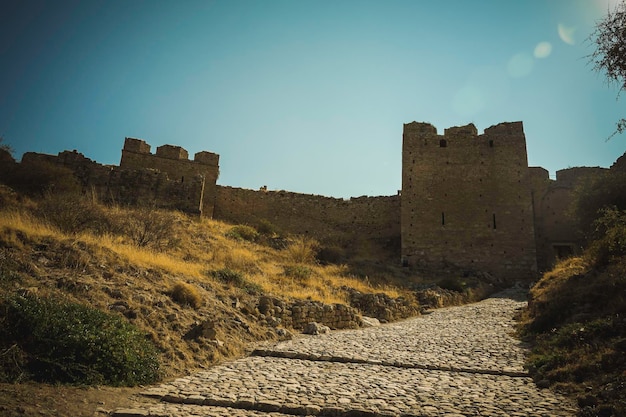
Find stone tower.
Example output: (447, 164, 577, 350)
(120, 138, 220, 217)
(401, 122, 538, 280)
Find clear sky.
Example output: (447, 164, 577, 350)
(1, 0, 624, 198)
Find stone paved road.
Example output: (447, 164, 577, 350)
(112, 288, 577, 417)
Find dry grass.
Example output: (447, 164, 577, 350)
(170, 281, 204, 309)
(0, 210, 58, 241)
(0, 201, 401, 305)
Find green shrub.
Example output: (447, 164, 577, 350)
(210, 268, 262, 294)
(0, 294, 160, 386)
(255, 219, 278, 236)
(586, 206, 626, 266)
(282, 264, 313, 280)
(226, 225, 259, 242)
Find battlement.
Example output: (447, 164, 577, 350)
(8, 120, 623, 282)
(123, 137, 151, 154)
(122, 137, 219, 168)
(194, 151, 220, 166)
(444, 123, 478, 137)
(483, 121, 524, 137)
(156, 144, 188, 160)
(403, 122, 526, 156)
(119, 137, 220, 216)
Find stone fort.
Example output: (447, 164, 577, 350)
(11, 121, 626, 281)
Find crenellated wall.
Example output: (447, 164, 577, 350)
(120, 138, 220, 217)
(9, 124, 626, 282)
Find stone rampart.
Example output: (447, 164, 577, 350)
(214, 186, 400, 259)
(20, 149, 205, 214)
(8, 125, 626, 281)
(531, 166, 609, 269)
(120, 138, 219, 217)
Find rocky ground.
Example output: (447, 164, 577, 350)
(109, 287, 577, 417)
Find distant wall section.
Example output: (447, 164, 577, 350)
(214, 186, 400, 260)
(531, 166, 609, 270)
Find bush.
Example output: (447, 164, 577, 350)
(284, 236, 318, 264)
(170, 281, 203, 308)
(586, 206, 626, 266)
(226, 225, 259, 242)
(0, 294, 160, 386)
(34, 193, 109, 235)
(573, 171, 626, 238)
(116, 207, 181, 251)
(255, 219, 278, 236)
(282, 264, 313, 280)
(210, 268, 262, 294)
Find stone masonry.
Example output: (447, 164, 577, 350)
(10, 121, 626, 280)
(401, 122, 537, 280)
(112, 288, 578, 417)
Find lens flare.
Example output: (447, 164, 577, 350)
(507, 53, 534, 78)
(558, 23, 576, 45)
(534, 42, 552, 58)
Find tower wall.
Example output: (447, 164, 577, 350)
(401, 121, 537, 280)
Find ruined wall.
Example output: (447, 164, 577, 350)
(20, 149, 206, 214)
(531, 166, 609, 270)
(401, 122, 538, 281)
(120, 138, 220, 217)
(214, 186, 400, 259)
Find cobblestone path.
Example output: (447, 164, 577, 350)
(113, 288, 577, 417)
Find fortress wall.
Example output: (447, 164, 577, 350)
(20, 150, 205, 214)
(528, 167, 552, 270)
(104, 169, 204, 213)
(214, 186, 400, 258)
(401, 122, 537, 280)
(532, 166, 609, 269)
(119, 138, 220, 217)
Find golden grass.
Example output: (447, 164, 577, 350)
(0, 203, 403, 305)
(78, 232, 206, 278)
(0, 209, 58, 239)
(170, 281, 204, 308)
(530, 256, 590, 301)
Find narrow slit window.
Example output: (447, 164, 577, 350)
(489, 140, 494, 147)
(439, 139, 447, 148)
(441, 212, 445, 226)
(492, 213, 497, 229)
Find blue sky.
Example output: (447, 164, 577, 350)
(1, 0, 624, 198)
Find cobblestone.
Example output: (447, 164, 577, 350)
(113, 288, 577, 416)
